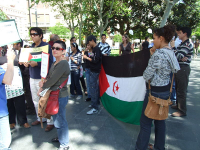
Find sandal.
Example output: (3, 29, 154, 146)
(51, 137, 59, 142)
(148, 143, 154, 150)
(85, 91, 88, 96)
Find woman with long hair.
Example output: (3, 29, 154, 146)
(119, 34, 135, 56)
(69, 43, 83, 100)
(135, 24, 180, 150)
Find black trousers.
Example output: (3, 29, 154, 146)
(175, 65, 191, 114)
(22, 75, 35, 112)
(7, 95, 28, 125)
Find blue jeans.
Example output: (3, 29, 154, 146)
(52, 97, 69, 147)
(135, 90, 170, 150)
(0, 115, 11, 150)
(85, 68, 91, 98)
(90, 71, 100, 110)
(70, 69, 82, 95)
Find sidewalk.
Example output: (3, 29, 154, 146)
(10, 56, 200, 150)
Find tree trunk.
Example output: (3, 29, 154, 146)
(79, 22, 82, 46)
(160, 0, 179, 27)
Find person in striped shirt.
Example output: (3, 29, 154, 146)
(69, 43, 83, 100)
(97, 34, 111, 56)
(171, 27, 194, 117)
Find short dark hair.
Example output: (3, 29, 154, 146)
(71, 42, 80, 52)
(154, 24, 176, 43)
(30, 27, 43, 40)
(101, 34, 106, 37)
(54, 40, 66, 50)
(70, 37, 75, 42)
(145, 37, 149, 40)
(180, 27, 192, 38)
(87, 35, 96, 43)
(16, 39, 23, 47)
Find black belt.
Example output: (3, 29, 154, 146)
(179, 64, 189, 67)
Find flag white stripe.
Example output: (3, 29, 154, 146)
(106, 75, 146, 102)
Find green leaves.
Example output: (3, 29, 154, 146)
(48, 23, 71, 39)
(0, 10, 8, 21)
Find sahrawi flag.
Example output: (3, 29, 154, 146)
(28, 52, 42, 62)
(19, 45, 49, 62)
(99, 50, 150, 125)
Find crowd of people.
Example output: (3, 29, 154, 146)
(0, 24, 196, 150)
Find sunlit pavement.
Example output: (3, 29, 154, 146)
(10, 55, 200, 150)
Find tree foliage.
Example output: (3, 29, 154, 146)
(48, 22, 71, 39)
(113, 34, 122, 43)
(32, 0, 200, 41)
(0, 9, 8, 21)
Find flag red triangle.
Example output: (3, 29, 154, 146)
(99, 65, 110, 97)
(28, 53, 33, 62)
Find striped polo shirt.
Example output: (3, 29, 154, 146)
(97, 42, 111, 56)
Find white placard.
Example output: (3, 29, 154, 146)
(1, 64, 23, 89)
(41, 52, 49, 79)
(0, 20, 21, 46)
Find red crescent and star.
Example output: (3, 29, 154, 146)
(113, 81, 119, 95)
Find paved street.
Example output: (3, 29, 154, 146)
(10, 56, 200, 150)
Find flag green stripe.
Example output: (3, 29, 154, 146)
(101, 92, 143, 125)
(29, 58, 41, 62)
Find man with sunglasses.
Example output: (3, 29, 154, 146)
(25, 27, 54, 132)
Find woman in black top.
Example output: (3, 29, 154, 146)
(83, 43, 93, 102)
(119, 34, 135, 56)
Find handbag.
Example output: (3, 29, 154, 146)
(45, 77, 68, 115)
(144, 74, 174, 120)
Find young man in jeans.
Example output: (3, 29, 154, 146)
(83, 35, 102, 115)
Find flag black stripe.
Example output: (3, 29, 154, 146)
(102, 50, 150, 77)
(30, 52, 42, 55)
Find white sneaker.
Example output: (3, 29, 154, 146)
(88, 105, 92, 108)
(87, 108, 98, 115)
(76, 95, 82, 100)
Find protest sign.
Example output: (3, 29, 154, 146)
(19, 45, 49, 62)
(0, 20, 21, 46)
(41, 52, 49, 79)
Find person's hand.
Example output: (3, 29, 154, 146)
(150, 46, 156, 56)
(6, 49, 16, 63)
(170, 40, 175, 48)
(23, 62, 29, 67)
(37, 88, 43, 96)
(29, 61, 38, 67)
(39, 80, 44, 88)
(83, 55, 88, 59)
(181, 57, 188, 62)
(70, 56, 73, 60)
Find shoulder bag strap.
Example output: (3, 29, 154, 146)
(168, 74, 174, 99)
(58, 77, 69, 90)
(148, 80, 151, 96)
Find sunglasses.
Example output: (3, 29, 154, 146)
(51, 47, 64, 50)
(30, 33, 39, 37)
